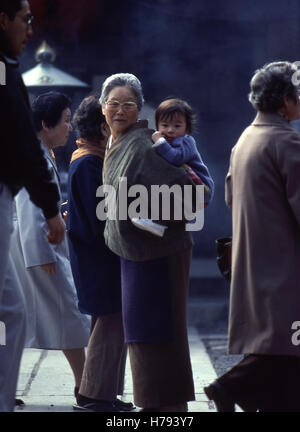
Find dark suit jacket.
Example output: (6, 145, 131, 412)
(0, 52, 59, 218)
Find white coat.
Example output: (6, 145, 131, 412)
(10, 147, 90, 349)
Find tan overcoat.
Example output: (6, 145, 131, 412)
(226, 111, 300, 356)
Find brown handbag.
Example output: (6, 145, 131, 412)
(215, 237, 232, 282)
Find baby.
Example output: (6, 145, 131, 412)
(132, 98, 214, 236)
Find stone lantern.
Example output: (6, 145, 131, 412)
(22, 41, 89, 89)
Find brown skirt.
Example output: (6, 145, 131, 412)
(128, 247, 195, 408)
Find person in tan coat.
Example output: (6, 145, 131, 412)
(205, 61, 300, 412)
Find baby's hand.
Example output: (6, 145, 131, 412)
(152, 131, 163, 143)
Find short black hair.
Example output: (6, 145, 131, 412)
(0, 0, 23, 20)
(73, 94, 107, 142)
(249, 61, 298, 112)
(32, 91, 71, 132)
(155, 98, 196, 134)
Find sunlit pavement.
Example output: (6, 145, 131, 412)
(15, 327, 231, 413)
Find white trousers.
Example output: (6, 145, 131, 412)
(0, 184, 26, 411)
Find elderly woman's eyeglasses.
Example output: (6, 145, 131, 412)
(106, 100, 138, 112)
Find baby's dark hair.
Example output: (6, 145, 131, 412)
(155, 98, 196, 134)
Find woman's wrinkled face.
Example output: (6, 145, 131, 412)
(102, 86, 139, 140)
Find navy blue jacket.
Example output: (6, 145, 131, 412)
(67, 155, 121, 316)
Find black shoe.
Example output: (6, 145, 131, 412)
(15, 399, 25, 407)
(204, 381, 235, 412)
(73, 400, 120, 412)
(114, 398, 136, 411)
(74, 393, 134, 412)
(204, 381, 257, 412)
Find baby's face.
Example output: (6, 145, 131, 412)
(157, 114, 187, 142)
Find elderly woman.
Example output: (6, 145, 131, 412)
(100, 73, 201, 412)
(10, 91, 90, 403)
(67, 95, 133, 412)
(204, 61, 300, 412)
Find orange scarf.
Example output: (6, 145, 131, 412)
(70, 138, 106, 164)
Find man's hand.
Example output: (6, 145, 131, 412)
(46, 214, 66, 244)
(40, 262, 56, 275)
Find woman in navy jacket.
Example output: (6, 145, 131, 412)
(67, 95, 133, 412)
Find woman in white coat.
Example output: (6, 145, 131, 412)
(10, 92, 90, 400)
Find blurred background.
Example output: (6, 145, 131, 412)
(20, 0, 300, 265)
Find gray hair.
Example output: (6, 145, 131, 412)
(99, 73, 144, 110)
(248, 61, 298, 112)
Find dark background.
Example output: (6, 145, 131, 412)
(19, 0, 300, 258)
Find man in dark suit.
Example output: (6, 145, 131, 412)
(0, 0, 65, 411)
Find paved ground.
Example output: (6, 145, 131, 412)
(15, 327, 238, 413)
(201, 336, 243, 377)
